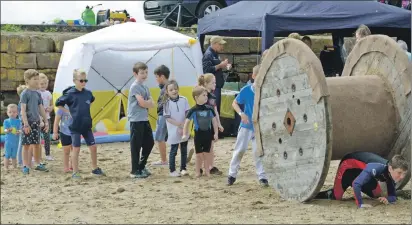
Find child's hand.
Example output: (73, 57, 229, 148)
(43, 123, 49, 133)
(5, 128, 12, 133)
(178, 128, 183, 136)
(218, 124, 224, 132)
(15, 129, 20, 135)
(181, 134, 188, 140)
(214, 134, 218, 141)
(52, 133, 59, 140)
(40, 121, 45, 128)
(240, 114, 249, 124)
(24, 125, 31, 135)
(378, 197, 389, 205)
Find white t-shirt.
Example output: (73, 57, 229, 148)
(163, 96, 190, 145)
(38, 90, 52, 119)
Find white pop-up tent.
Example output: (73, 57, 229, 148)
(53, 22, 203, 134)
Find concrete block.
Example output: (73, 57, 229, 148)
(7, 69, 25, 82)
(1, 35, 8, 52)
(219, 54, 234, 64)
(249, 37, 263, 53)
(16, 53, 37, 69)
(37, 53, 61, 69)
(1, 53, 16, 68)
(204, 37, 250, 54)
(30, 35, 54, 53)
(1, 68, 7, 81)
(52, 34, 83, 53)
(234, 54, 261, 73)
(7, 34, 31, 53)
(0, 80, 17, 91)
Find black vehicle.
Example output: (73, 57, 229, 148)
(143, 0, 240, 26)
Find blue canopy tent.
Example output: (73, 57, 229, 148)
(197, 1, 412, 52)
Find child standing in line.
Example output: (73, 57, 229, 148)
(163, 80, 190, 177)
(197, 74, 224, 175)
(152, 65, 170, 167)
(20, 69, 49, 174)
(3, 104, 21, 170)
(227, 65, 268, 187)
(38, 73, 54, 161)
(55, 69, 105, 179)
(16, 85, 27, 166)
(182, 86, 218, 178)
(52, 104, 73, 173)
(127, 62, 155, 179)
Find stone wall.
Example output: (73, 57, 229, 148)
(0, 30, 333, 123)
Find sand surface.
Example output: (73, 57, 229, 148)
(1, 138, 411, 224)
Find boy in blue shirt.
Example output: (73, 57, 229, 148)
(3, 104, 21, 170)
(315, 152, 408, 208)
(227, 65, 268, 186)
(55, 69, 105, 179)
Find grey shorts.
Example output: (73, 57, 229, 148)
(154, 115, 168, 142)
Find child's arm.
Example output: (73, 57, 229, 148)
(181, 119, 191, 139)
(55, 94, 71, 113)
(166, 118, 184, 127)
(213, 105, 224, 130)
(52, 113, 61, 140)
(135, 95, 154, 109)
(385, 178, 397, 204)
(352, 164, 376, 208)
(39, 104, 48, 131)
(3, 120, 11, 133)
(232, 99, 249, 124)
(212, 117, 218, 141)
(48, 92, 54, 111)
(20, 103, 30, 133)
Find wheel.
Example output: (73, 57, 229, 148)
(197, 1, 224, 18)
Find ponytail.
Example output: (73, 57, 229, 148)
(198, 74, 206, 86)
(198, 73, 215, 87)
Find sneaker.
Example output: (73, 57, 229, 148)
(72, 172, 81, 179)
(141, 168, 151, 177)
(22, 166, 30, 175)
(180, 170, 188, 176)
(170, 171, 181, 177)
(130, 171, 138, 178)
(210, 167, 223, 175)
(135, 170, 149, 179)
(35, 164, 49, 172)
(228, 176, 236, 186)
(45, 155, 54, 161)
(151, 161, 168, 167)
(259, 179, 269, 187)
(187, 148, 194, 163)
(91, 167, 105, 176)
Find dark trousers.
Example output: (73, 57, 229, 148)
(130, 121, 154, 174)
(213, 87, 222, 114)
(169, 141, 188, 172)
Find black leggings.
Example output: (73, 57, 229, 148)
(41, 119, 51, 156)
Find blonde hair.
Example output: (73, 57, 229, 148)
(23, 69, 39, 83)
(192, 86, 207, 100)
(253, 64, 260, 75)
(288, 33, 301, 40)
(73, 69, 87, 79)
(198, 73, 215, 87)
(16, 84, 27, 96)
(355, 24, 371, 38)
(7, 104, 18, 111)
(39, 73, 48, 81)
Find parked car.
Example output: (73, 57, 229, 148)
(144, 0, 240, 26)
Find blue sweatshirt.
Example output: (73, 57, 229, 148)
(55, 86, 95, 133)
(352, 162, 396, 207)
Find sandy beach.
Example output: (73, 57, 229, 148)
(1, 138, 410, 224)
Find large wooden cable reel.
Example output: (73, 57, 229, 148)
(253, 35, 411, 202)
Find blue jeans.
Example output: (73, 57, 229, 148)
(169, 141, 188, 172)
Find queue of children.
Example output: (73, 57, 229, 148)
(2, 58, 409, 209)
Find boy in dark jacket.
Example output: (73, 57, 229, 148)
(55, 69, 104, 179)
(315, 152, 408, 208)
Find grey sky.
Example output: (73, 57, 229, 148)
(1, 1, 146, 24)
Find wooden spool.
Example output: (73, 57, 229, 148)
(253, 35, 411, 202)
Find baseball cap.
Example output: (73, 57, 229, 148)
(210, 36, 227, 45)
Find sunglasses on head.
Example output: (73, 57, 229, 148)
(78, 79, 88, 83)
